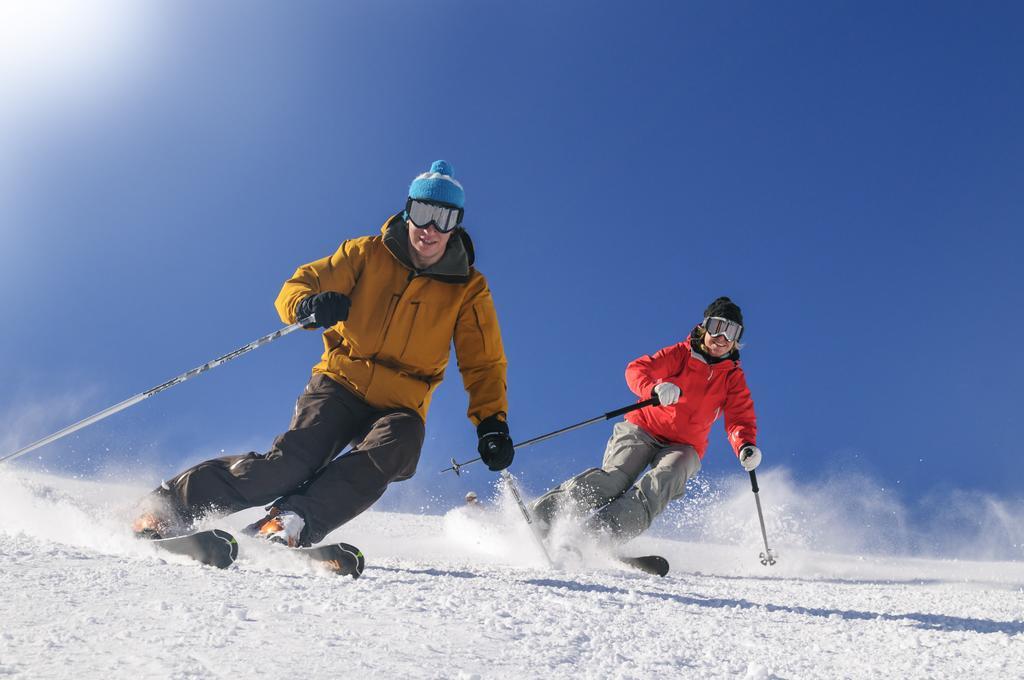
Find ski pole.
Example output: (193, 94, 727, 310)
(749, 469, 776, 566)
(441, 396, 660, 475)
(500, 469, 555, 567)
(0, 315, 315, 465)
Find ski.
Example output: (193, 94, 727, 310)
(148, 529, 238, 569)
(552, 542, 669, 577)
(619, 554, 669, 577)
(294, 541, 365, 579)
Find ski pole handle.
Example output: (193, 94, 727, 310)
(749, 469, 759, 493)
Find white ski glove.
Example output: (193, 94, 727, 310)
(653, 382, 680, 406)
(739, 445, 762, 471)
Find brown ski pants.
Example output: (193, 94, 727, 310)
(152, 374, 424, 544)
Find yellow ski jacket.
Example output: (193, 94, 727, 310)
(275, 215, 508, 425)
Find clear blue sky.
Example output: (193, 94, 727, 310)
(2, 2, 1021, 517)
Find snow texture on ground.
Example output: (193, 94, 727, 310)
(1, 470, 1022, 679)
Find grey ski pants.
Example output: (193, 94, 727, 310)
(531, 420, 701, 541)
(152, 374, 424, 544)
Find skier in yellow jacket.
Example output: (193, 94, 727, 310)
(133, 160, 513, 546)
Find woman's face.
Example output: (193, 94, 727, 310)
(703, 330, 736, 358)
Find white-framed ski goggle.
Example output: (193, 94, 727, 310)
(702, 316, 743, 343)
(406, 198, 464, 233)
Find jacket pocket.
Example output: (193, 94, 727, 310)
(374, 294, 401, 355)
(473, 303, 495, 357)
(399, 301, 452, 369)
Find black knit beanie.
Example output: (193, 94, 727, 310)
(703, 296, 743, 327)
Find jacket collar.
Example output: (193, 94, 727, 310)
(686, 328, 740, 367)
(381, 213, 475, 283)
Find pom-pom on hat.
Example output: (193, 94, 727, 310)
(704, 296, 744, 327)
(408, 160, 465, 208)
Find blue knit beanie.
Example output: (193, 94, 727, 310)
(408, 160, 465, 208)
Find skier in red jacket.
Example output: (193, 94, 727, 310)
(531, 296, 761, 541)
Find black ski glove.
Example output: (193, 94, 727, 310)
(477, 415, 514, 472)
(296, 292, 350, 328)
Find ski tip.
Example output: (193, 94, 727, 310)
(212, 529, 240, 563)
(620, 554, 670, 577)
(148, 529, 238, 569)
(338, 542, 365, 579)
(301, 541, 365, 579)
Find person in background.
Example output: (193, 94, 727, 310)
(531, 297, 761, 542)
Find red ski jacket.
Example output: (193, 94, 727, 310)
(624, 335, 757, 459)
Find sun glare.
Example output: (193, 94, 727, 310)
(0, 0, 157, 101)
(0, 0, 162, 236)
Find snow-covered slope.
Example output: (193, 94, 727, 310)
(1, 470, 1022, 679)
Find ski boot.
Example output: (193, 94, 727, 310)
(246, 507, 306, 548)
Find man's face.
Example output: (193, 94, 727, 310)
(407, 220, 452, 265)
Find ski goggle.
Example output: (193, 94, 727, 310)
(406, 199, 464, 233)
(702, 316, 743, 343)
